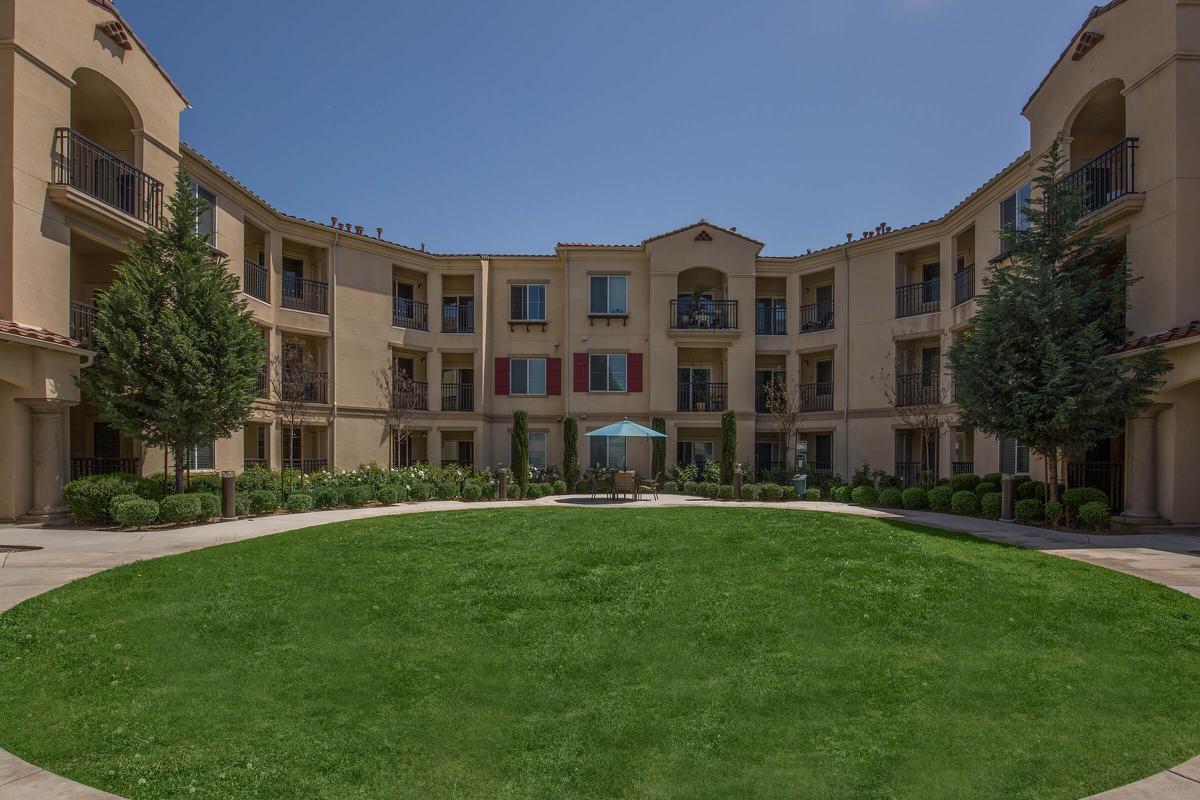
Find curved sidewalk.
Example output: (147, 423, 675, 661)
(0, 496, 1197, 799)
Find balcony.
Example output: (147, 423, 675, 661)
(441, 301, 474, 333)
(244, 259, 268, 303)
(256, 368, 269, 398)
(677, 382, 728, 412)
(952, 266, 975, 306)
(1067, 460, 1125, 512)
(896, 279, 939, 318)
(70, 300, 97, 346)
(393, 298, 428, 331)
(798, 301, 834, 333)
(670, 299, 738, 330)
(282, 458, 328, 474)
(798, 382, 834, 412)
(441, 382, 474, 412)
(394, 380, 429, 411)
(51, 128, 163, 227)
(755, 304, 787, 335)
(895, 461, 936, 487)
(1061, 138, 1138, 217)
(282, 274, 328, 314)
(282, 370, 329, 404)
(244, 457, 269, 469)
(71, 456, 140, 479)
(951, 461, 974, 475)
(895, 372, 940, 407)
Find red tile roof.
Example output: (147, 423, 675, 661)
(1112, 320, 1200, 353)
(1021, 0, 1131, 115)
(88, 1, 189, 106)
(0, 319, 83, 350)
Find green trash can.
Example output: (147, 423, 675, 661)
(793, 474, 807, 496)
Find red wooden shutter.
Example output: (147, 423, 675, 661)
(573, 353, 589, 392)
(627, 353, 643, 392)
(547, 357, 562, 396)
(494, 357, 510, 395)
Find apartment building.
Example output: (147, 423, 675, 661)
(1, 0, 1197, 525)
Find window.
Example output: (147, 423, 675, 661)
(999, 438, 1030, 475)
(521, 432, 547, 469)
(188, 179, 216, 245)
(815, 360, 833, 393)
(510, 357, 547, 395)
(999, 182, 1033, 254)
(677, 441, 715, 467)
(183, 441, 215, 470)
(588, 353, 627, 392)
(812, 433, 833, 469)
(510, 284, 546, 321)
(589, 276, 627, 316)
(589, 435, 626, 470)
(755, 298, 786, 334)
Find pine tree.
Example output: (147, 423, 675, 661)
(80, 173, 265, 492)
(562, 416, 579, 487)
(511, 410, 529, 497)
(949, 137, 1169, 501)
(720, 409, 737, 484)
(650, 416, 666, 482)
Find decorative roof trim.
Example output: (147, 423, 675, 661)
(1022, 0, 1130, 115)
(87, 0, 190, 106)
(1112, 321, 1200, 353)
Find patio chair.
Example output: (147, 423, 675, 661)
(612, 470, 636, 499)
(637, 473, 661, 500)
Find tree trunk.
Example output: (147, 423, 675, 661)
(173, 443, 185, 494)
(1047, 450, 1060, 504)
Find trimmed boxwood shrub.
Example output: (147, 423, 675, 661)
(113, 497, 159, 528)
(850, 485, 878, 505)
(109, 493, 142, 520)
(245, 489, 281, 515)
(901, 486, 929, 510)
(462, 484, 482, 502)
(65, 475, 137, 523)
(344, 485, 373, 507)
(760, 483, 784, 502)
(160, 493, 203, 524)
(663, 481, 680, 494)
(1045, 499, 1064, 526)
(434, 482, 456, 501)
(134, 477, 171, 502)
(1015, 498, 1044, 523)
(928, 485, 953, 512)
(950, 473, 980, 493)
(683, 481, 699, 496)
(803, 487, 821, 500)
(235, 497, 249, 516)
(740, 483, 761, 501)
(525, 484, 543, 499)
(1079, 501, 1112, 530)
(974, 481, 999, 499)
(1017, 480, 1046, 501)
(879, 488, 904, 508)
(951, 490, 980, 515)
(982, 473, 1002, 485)
(409, 483, 431, 502)
(285, 493, 314, 513)
(1062, 487, 1108, 519)
(831, 485, 851, 503)
(479, 483, 497, 501)
(311, 487, 340, 509)
(194, 492, 221, 520)
(552, 480, 567, 495)
(980, 492, 1003, 519)
(781, 486, 798, 501)
(717, 484, 734, 501)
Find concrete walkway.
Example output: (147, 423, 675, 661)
(0, 496, 1197, 799)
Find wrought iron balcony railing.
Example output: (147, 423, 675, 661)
(70, 300, 97, 345)
(798, 301, 834, 333)
(51, 128, 163, 227)
(394, 380, 429, 411)
(895, 372, 940, 407)
(952, 266, 975, 306)
(282, 370, 328, 403)
(441, 302, 474, 333)
(677, 382, 728, 412)
(1061, 137, 1138, 217)
(441, 382, 474, 412)
(670, 299, 738, 330)
(393, 298, 428, 330)
(282, 274, 328, 314)
(755, 304, 787, 335)
(896, 279, 940, 318)
(244, 259, 268, 302)
(71, 457, 140, 479)
(798, 381, 834, 412)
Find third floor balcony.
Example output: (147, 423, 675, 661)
(393, 297, 429, 331)
(51, 128, 163, 228)
(670, 299, 738, 330)
(896, 278, 940, 318)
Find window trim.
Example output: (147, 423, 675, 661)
(188, 178, 217, 246)
(588, 275, 628, 317)
(510, 284, 547, 322)
(183, 441, 216, 471)
(510, 356, 548, 396)
(589, 434, 627, 470)
(588, 353, 628, 393)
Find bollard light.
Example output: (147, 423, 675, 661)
(221, 470, 237, 520)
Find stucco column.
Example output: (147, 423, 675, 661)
(20, 399, 74, 523)
(1118, 404, 1170, 527)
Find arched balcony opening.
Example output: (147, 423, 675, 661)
(1062, 80, 1137, 216)
(671, 267, 736, 330)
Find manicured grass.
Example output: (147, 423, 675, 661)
(1, 508, 1199, 800)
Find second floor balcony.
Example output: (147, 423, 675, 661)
(282, 274, 328, 314)
(670, 299, 738, 330)
(393, 298, 429, 331)
(70, 300, 97, 346)
(798, 301, 834, 333)
(393, 379, 429, 411)
(798, 381, 834, 412)
(442, 382, 474, 412)
(896, 279, 940, 318)
(952, 266, 975, 306)
(755, 303, 787, 335)
(51, 128, 163, 227)
(282, 370, 329, 404)
(442, 301, 474, 333)
(244, 259, 269, 303)
(677, 381, 728, 412)
(895, 372, 940, 407)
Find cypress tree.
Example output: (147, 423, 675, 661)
(562, 415, 579, 486)
(651, 416, 666, 481)
(720, 409, 737, 484)
(511, 410, 529, 497)
(80, 173, 264, 492)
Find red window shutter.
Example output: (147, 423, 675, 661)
(628, 353, 643, 392)
(495, 357, 510, 395)
(573, 353, 589, 392)
(547, 357, 562, 396)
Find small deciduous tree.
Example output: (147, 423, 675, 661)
(80, 173, 264, 492)
(876, 349, 951, 485)
(562, 416, 579, 486)
(720, 409, 737, 484)
(268, 350, 320, 491)
(511, 410, 529, 497)
(949, 137, 1170, 501)
(763, 377, 806, 473)
(375, 363, 421, 468)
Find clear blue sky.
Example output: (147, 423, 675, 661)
(119, 0, 1096, 256)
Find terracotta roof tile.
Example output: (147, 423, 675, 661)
(88, 1, 190, 107)
(642, 219, 764, 247)
(1021, 0, 1131, 115)
(1112, 320, 1200, 353)
(0, 318, 83, 350)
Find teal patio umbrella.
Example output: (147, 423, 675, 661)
(585, 418, 666, 470)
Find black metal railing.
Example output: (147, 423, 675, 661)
(895, 461, 937, 487)
(441, 302, 474, 333)
(282, 458, 328, 474)
(951, 461, 974, 475)
(953, 266, 975, 306)
(755, 304, 787, 335)
(393, 298, 428, 330)
(282, 370, 328, 403)
(243, 457, 269, 469)
(798, 382, 834, 412)
(441, 382, 474, 412)
(244, 259, 268, 302)
(394, 380, 428, 411)
(282, 274, 328, 314)
(677, 382, 728, 412)
(799, 301, 834, 333)
(670, 299, 738, 330)
(51, 128, 163, 227)
(1067, 461, 1125, 512)
(256, 368, 269, 398)
(895, 372, 941, 407)
(1061, 137, 1138, 217)
(71, 457, 140, 479)
(896, 279, 940, 318)
(808, 460, 833, 475)
(70, 300, 97, 345)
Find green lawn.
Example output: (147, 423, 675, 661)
(1, 508, 1199, 800)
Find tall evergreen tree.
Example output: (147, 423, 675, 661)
(511, 410, 529, 497)
(650, 416, 666, 482)
(562, 416, 579, 487)
(949, 138, 1169, 501)
(80, 173, 265, 492)
(720, 409, 737, 484)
